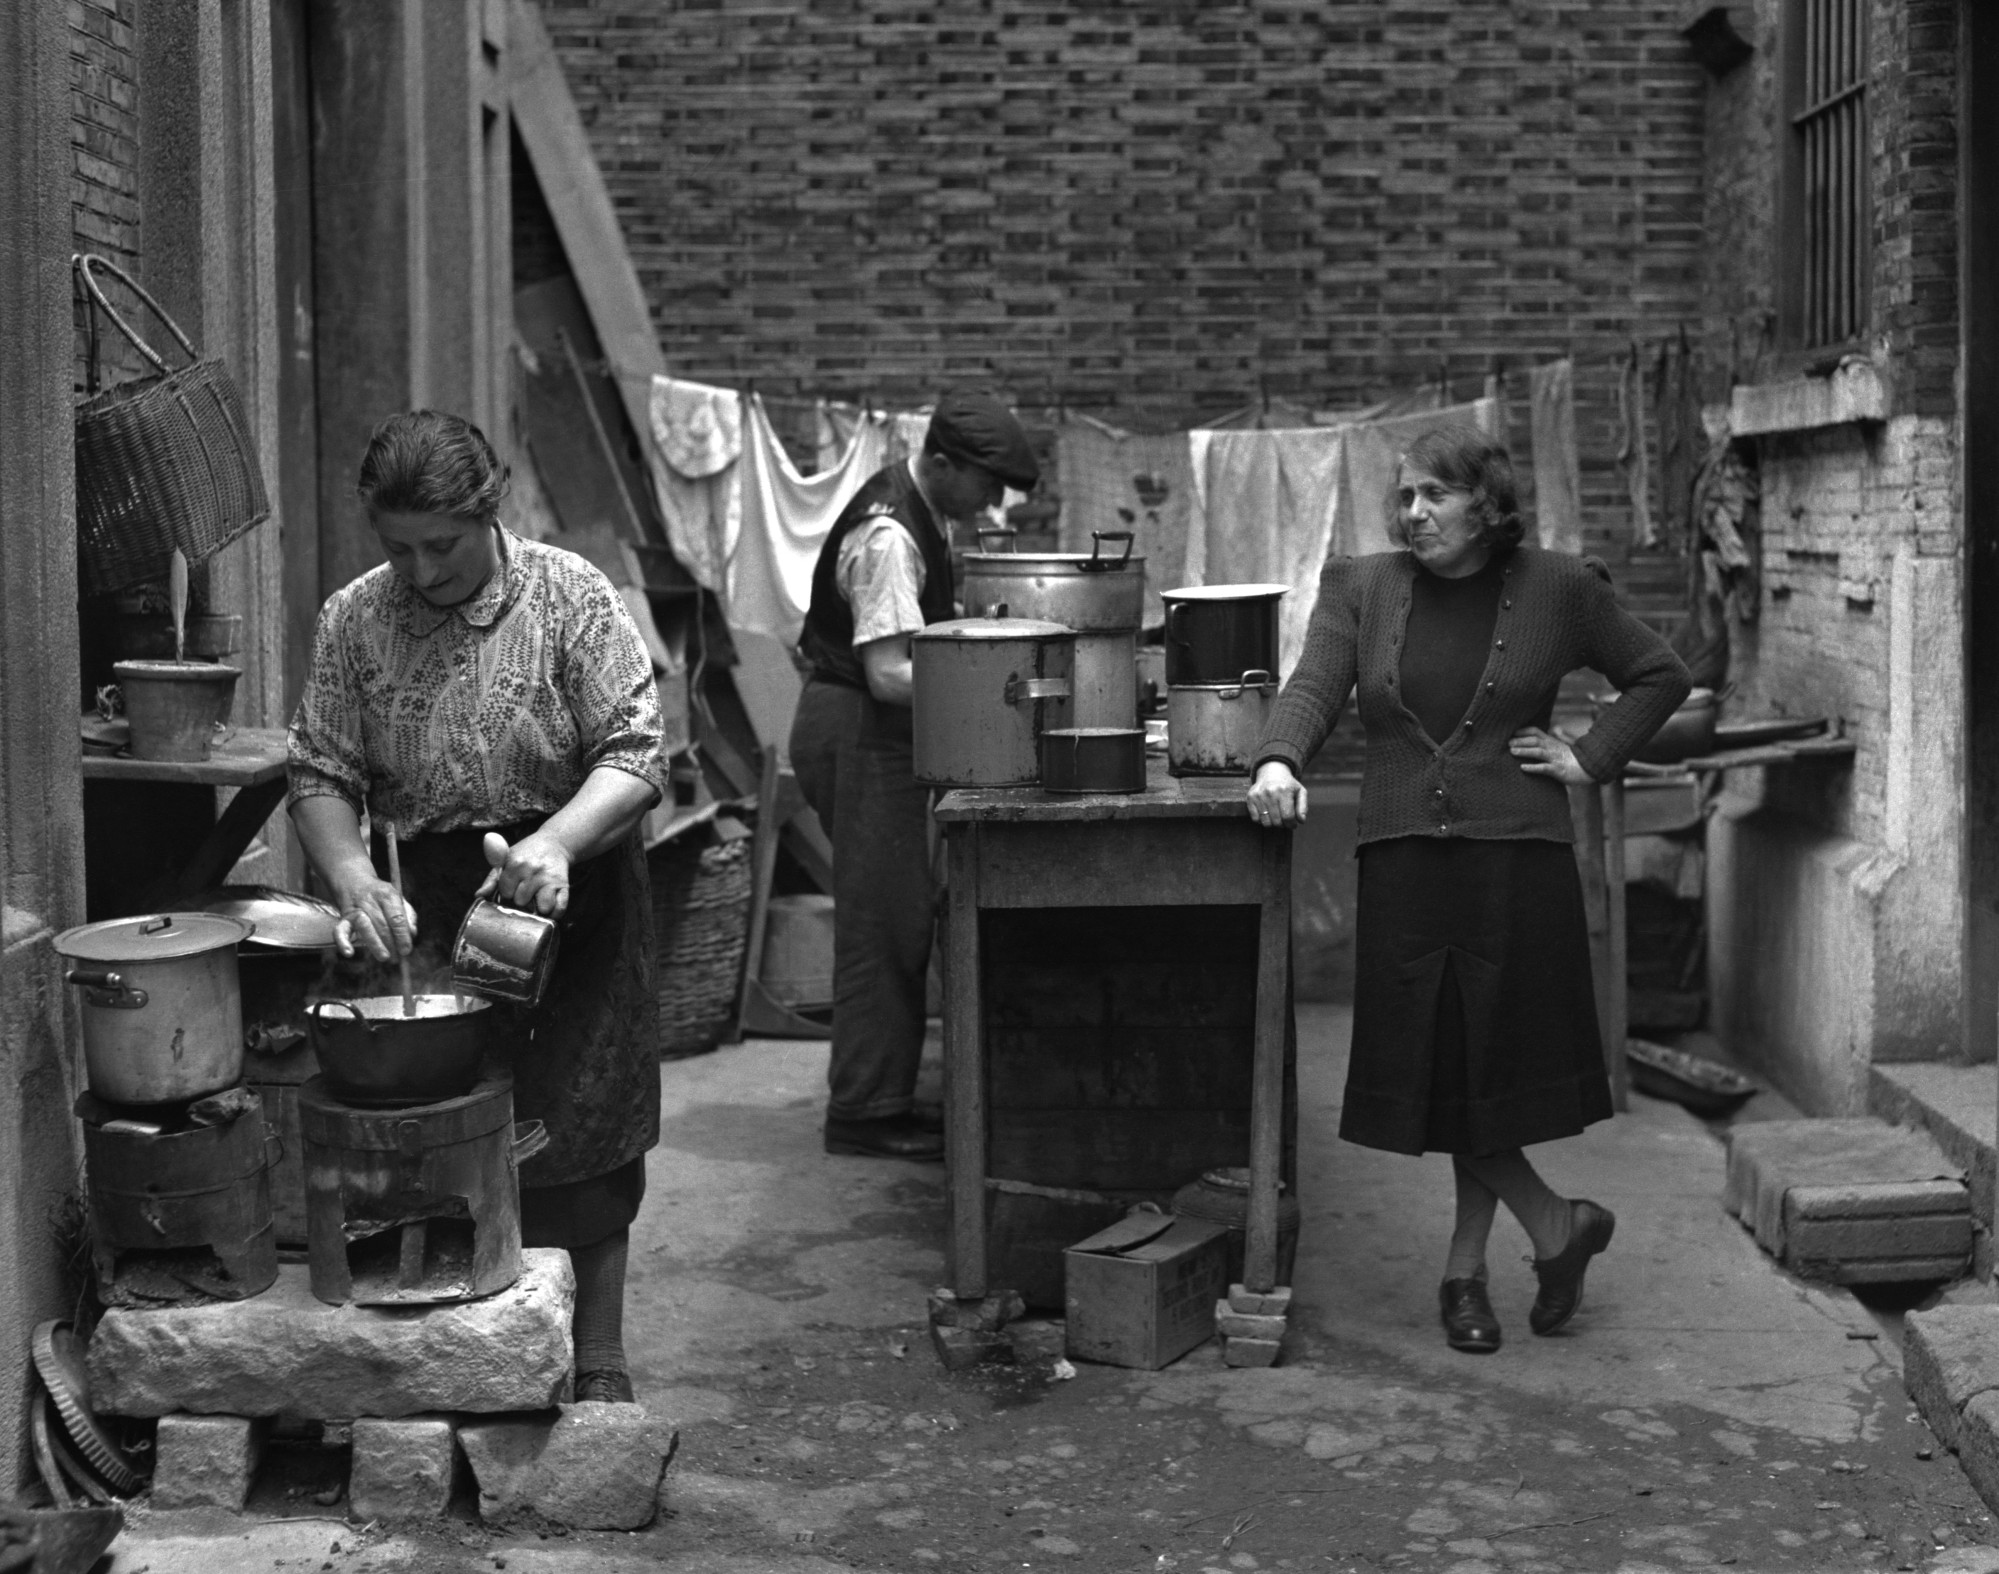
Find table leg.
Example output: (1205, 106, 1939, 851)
(1244, 829, 1291, 1294)
(944, 825, 987, 1298)
(1602, 779, 1629, 1112)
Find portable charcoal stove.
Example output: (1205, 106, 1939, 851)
(298, 1070, 546, 1306)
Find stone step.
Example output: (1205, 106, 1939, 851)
(1870, 1062, 1997, 1235)
(1724, 1118, 1972, 1284)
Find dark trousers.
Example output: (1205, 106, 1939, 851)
(788, 677, 935, 1121)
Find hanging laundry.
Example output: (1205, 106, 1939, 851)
(1185, 425, 1347, 679)
(730, 392, 890, 643)
(1528, 359, 1582, 554)
(1617, 341, 1657, 550)
(644, 375, 743, 591)
(1338, 399, 1501, 561)
(1055, 414, 1197, 628)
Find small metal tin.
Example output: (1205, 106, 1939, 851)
(1039, 726, 1147, 794)
(451, 899, 561, 1009)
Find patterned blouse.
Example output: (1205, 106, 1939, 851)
(287, 528, 667, 835)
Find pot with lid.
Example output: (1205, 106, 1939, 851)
(913, 615, 1076, 787)
(1161, 583, 1289, 687)
(55, 912, 252, 1106)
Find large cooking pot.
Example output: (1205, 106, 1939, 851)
(1167, 671, 1279, 778)
(307, 995, 493, 1108)
(55, 913, 252, 1106)
(963, 532, 1145, 632)
(912, 615, 1075, 787)
(1161, 583, 1289, 686)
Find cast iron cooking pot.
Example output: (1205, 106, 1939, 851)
(307, 994, 492, 1107)
(1160, 583, 1289, 686)
(54, 912, 252, 1106)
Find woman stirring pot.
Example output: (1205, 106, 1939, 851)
(288, 410, 666, 1402)
(1247, 423, 1690, 1354)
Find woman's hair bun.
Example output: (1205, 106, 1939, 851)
(357, 409, 511, 524)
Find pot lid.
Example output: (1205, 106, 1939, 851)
(916, 615, 1075, 642)
(193, 885, 340, 950)
(54, 912, 253, 962)
(1160, 583, 1291, 601)
(964, 551, 1147, 572)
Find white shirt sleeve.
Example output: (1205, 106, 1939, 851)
(835, 516, 930, 647)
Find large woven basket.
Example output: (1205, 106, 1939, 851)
(648, 829, 754, 1059)
(72, 254, 271, 597)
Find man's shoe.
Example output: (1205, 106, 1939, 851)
(1438, 1277, 1501, 1353)
(824, 1113, 945, 1160)
(574, 1368, 636, 1403)
(1529, 1199, 1616, 1335)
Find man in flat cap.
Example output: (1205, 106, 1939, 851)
(790, 389, 1040, 1160)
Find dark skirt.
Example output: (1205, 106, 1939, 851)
(1341, 835, 1611, 1157)
(385, 821, 660, 1241)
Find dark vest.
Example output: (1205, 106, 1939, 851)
(798, 463, 956, 688)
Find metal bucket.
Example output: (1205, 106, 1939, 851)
(1160, 585, 1288, 687)
(1166, 671, 1279, 777)
(963, 531, 1145, 632)
(912, 615, 1075, 787)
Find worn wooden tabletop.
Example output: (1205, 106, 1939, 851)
(933, 755, 1252, 822)
(80, 723, 289, 787)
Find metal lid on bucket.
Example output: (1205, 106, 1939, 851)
(54, 912, 253, 962)
(916, 615, 1075, 642)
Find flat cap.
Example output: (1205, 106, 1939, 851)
(925, 390, 1039, 491)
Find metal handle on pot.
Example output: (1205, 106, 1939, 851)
(1219, 669, 1276, 700)
(65, 968, 148, 1009)
(307, 998, 373, 1043)
(1003, 673, 1072, 705)
(1081, 530, 1135, 572)
(511, 1119, 549, 1166)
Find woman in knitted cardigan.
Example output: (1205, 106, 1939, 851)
(1247, 423, 1691, 1354)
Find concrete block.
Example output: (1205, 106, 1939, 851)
(930, 1323, 1010, 1372)
(1227, 1284, 1293, 1316)
(459, 1403, 677, 1530)
(1904, 1306, 1999, 1453)
(152, 1413, 265, 1511)
(1005, 1319, 1067, 1365)
(1214, 1303, 1288, 1340)
(88, 1252, 575, 1419)
(1959, 1391, 1999, 1518)
(1724, 1120, 1963, 1256)
(349, 1415, 459, 1522)
(1785, 1214, 1972, 1262)
(928, 1287, 1025, 1332)
(1811, 1256, 1978, 1286)
(1222, 1337, 1281, 1369)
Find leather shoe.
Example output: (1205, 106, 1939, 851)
(824, 1113, 945, 1160)
(574, 1368, 636, 1403)
(1438, 1277, 1501, 1353)
(1529, 1199, 1616, 1335)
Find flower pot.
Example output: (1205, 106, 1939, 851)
(114, 659, 240, 761)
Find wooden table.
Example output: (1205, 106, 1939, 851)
(81, 724, 290, 913)
(933, 757, 1293, 1302)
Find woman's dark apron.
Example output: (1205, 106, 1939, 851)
(381, 821, 659, 1249)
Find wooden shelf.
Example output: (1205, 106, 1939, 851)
(81, 723, 289, 787)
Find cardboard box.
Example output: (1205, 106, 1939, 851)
(1063, 1212, 1229, 1370)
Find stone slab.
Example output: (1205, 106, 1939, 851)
(88, 1251, 576, 1419)
(1787, 1180, 1971, 1220)
(349, 1415, 459, 1522)
(1214, 1304, 1288, 1340)
(1725, 1119, 1964, 1255)
(1871, 1062, 1998, 1229)
(152, 1414, 265, 1511)
(1227, 1284, 1293, 1316)
(1804, 1255, 1977, 1286)
(459, 1402, 677, 1530)
(1222, 1337, 1280, 1369)
(1784, 1214, 1972, 1262)
(1960, 1391, 1999, 1518)
(1904, 1305, 1999, 1454)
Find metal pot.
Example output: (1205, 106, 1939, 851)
(55, 912, 252, 1106)
(1071, 630, 1140, 729)
(307, 995, 493, 1108)
(1161, 584, 1289, 686)
(963, 531, 1145, 632)
(913, 615, 1076, 787)
(452, 899, 560, 1009)
(1040, 727, 1147, 794)
(1167, 670, 1279, 777)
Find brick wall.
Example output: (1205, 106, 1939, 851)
(536, 0, 1709, 566)
(69, 0, 143, 389)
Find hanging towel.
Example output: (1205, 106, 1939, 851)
(644, 375, 743, 591)
(1617, 341, 1656, 550)
(1055, 414, 1196, 628)
(1528, 359, 1582, 554)
(729, 391, 890, 643)
(1337, 398, 1501, 561)
(1185, 425, 1348, 679)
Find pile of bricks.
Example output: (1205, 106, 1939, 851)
(1217, 1283, 1291, 1369)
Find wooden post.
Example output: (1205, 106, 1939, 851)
(944, 826, 987, 1297)
(1244, 829, 1291, 1293)
(1602, 779, 1630, 1111)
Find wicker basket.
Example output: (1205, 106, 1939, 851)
(648, 829, 754, 1059)
(72, 254, 272, 597)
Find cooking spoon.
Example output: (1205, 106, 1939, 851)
(382, 821, 416, 1016)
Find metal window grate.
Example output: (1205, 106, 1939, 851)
(1792, 0, 1868, 346)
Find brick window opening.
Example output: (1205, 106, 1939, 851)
(1780, 0, 1870, 350)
